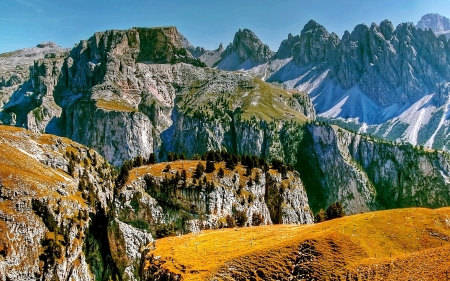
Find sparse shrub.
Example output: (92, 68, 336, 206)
(252, 212, 264, 226)
(255, 172, 261, 183)
(155, 223, 180, 238)
(325, 202, 345, 220)
(163, 164, 171, 172)
(234, 210, 248, 227)
(225, 214, 236, 228)
(314, 209, 326, 223)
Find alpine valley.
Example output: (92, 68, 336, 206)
(0, 13, 450, 281)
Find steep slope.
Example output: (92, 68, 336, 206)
(0, 42, 68, 127)
(0, 125, 117, 280)
(143, 207, 450, 281)
(211, 20, 450, 151)
(113, 161, 313, 236)
(0, 26, 315, 166)
(215, 29, 274, 73)
(297, 123, 450, 214)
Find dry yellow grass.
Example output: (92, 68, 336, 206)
(96, 99, 137, 112)
(127, 160, 267, 188)
(0, 125, 85, 205)
(145, 207, 450, 280)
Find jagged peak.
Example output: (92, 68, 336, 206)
(301, 20, 330, 35)
(379, 20, 395, 40)
(227, 28, 274, 63)
(417, 13, 450, 32)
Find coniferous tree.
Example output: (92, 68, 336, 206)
(218, 167, 225, 178)
(225, 157, 235, 170)
(148, 153, 156, 164)
(205, 160, 216, 173)
(194, 162, 205, 179)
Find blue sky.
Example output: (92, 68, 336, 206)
(1, 0, 450, 53)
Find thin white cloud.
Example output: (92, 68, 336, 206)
(13, 0, 44, 13)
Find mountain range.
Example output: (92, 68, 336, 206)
(1, 13, 450, 281)
(180, 13, 450, 151)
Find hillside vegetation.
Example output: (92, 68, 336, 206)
(143, 207, 450, 280)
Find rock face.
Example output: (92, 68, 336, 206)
(0, 42, 68, 128)
(0, 125, 116, 281)
(114, 162, 313, 236)
(417, 13, 450, 33)
(215, 29, 274, 71)
(209, 20, 450, 151)
(0, 26, 314, 167)
(297, 123, 450, 214)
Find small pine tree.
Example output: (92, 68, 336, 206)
(194, 162, 205, 179)
(218, 167, 225, 178)
(205, 160, 216, 173)
(225, 157, 235, 170)
(148, 153, 156, 164)
(181, 169, 187, 181)
(68, 159, 76, 177)
(163, 164, 171, 172)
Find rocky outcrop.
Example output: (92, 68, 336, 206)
(113, 162, 313, 234)
(0, 126, 116, 280)
(298, 123, 450, 214)
(0, 42, 68, 128)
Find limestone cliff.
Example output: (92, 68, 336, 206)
(0, 27, 315, 167)
(0, 125, 116, 281)
(297, 123, 450, 214)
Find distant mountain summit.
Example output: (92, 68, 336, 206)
(416, 13, 450, 32)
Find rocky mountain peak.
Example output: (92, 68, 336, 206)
(416, 13, 450, 32)
(379, 19, 395, 40)
(133, 26, 205, 66)
(276, 32, 300, 59)
(229, 28, 274, 63)
(292, 20, 339, 66)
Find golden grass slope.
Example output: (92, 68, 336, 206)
(145, 207, 450, 281)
